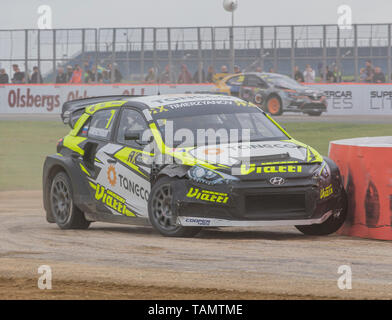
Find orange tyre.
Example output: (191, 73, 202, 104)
(266, 96, 283, 116)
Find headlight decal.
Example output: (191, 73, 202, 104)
(187, 165, 239, 185)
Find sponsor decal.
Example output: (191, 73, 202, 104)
(107, 165, 117, 187)
(203, 148, 223, 155)
(126, 149, 151, 165)
(228, 142, 298, 151)
(118, 174, 149, 201)
(150, 105, 169, 114)
(320, 184, 334, 199)
(150, 99, 235, 113)
(184, 218, 211, 226)
(240, 164, 302, 175)
(186, 187, 229, 204)
(91, 182, 135, 216)
(89, 127, 109, 138)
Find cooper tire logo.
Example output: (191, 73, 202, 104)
(203, 148, 223, 155)
(107, 165, 117, 187)
(269, 177, 285, 185)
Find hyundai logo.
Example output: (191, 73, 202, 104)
(269, 177, 285, 185)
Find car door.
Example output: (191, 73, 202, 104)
(93, 107, 153, 218)
(240, 75, 269, 105)
(77, 107, 131, 216)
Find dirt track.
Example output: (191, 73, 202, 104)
(1, 190, 392, 300)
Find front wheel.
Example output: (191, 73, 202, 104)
(295, 204, 347, 236)
(49, 172, 91, 230)
(148, 177, 202, 237)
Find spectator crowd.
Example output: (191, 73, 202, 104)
(0, 59, 389, 84)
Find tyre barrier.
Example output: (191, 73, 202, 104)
(329, 137, 392, 240)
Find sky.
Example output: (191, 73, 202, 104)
(1, 0, 391, 29)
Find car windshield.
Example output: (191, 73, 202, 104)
(153, 103, 288, 148)
(265, 75, 303, 89)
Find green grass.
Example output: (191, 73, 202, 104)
(0, 121, 391, 191)
(282, 122, 392, 155)
(0, 121, 68, 191)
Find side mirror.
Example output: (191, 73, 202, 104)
(124, 130, 141, 141)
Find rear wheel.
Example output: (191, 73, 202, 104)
(50, 172, 90, 230)
(266, 96, 283, 116)
(148, 177, 201, 237)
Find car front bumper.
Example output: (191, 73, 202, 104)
(282, 96, 328, 112)
(172, 178, 344, 227)
(177, 210, 334, 227)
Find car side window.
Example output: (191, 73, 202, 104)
(88, 109, 118, 140)
(117, 108, 149, 146)
(227, 75, 244, 86)
(245, 76, 267, 88)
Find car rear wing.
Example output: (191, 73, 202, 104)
(61, 95, 135, 128)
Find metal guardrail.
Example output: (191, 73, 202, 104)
(0, 24, 391, 83)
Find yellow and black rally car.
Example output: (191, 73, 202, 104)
(43, 94, 346, 237)
(214, 72, 327, 116)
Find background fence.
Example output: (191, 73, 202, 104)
(0, 24, 391, 83)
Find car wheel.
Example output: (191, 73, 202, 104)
(306, 111, 323, 116)
(50, 172, 91, 230)
(266, 96, 283, 116)
(148, 176, 202, 237)
(295, 195, 347, 236)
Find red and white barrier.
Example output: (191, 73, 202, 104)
(329, 137, 392, 240)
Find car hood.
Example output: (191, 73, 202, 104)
(295, 87, 324, 96)
(186, 139, 323, 168)
(276, 85, 323, 95)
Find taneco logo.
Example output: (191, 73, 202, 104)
(107, 165, 117, 187)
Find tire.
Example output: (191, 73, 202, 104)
(306, 111, 323, 116)
(295, 194, 347, 236)
(49, 172, 91, 230)
(148, 176, 202, 237)
(266, 95, 283, 116)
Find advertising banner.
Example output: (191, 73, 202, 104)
(1, 83, 392, 115)
(0, 84, 215, 114)
(310, 83, 392, 115)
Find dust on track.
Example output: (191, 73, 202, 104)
(1, 190, 392, 300)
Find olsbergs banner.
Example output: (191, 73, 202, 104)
(0, 84, 215, 114)
(1, 83, 392, 115)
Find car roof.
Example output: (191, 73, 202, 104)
(125, 93, 243, 109)
(222, 72, 286, 81)
(83, 93, 245, 115)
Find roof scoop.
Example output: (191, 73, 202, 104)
(234, 152, 291, 163)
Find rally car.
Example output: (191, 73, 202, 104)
(43, 94, 346, 237)
(214, 72, 327, 116)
